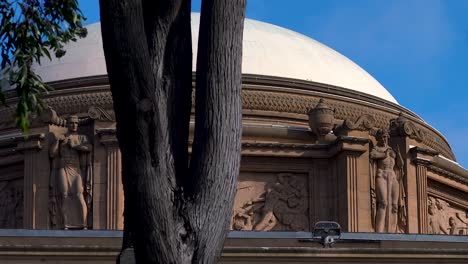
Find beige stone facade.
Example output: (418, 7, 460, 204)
(0, 75, 467, 262)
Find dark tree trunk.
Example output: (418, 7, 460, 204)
(99, 0, 245, 263)
(188, 0, 245, 261)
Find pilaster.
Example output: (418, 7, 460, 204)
(17, 133, 48, 229)
(334, 136, 370, 232)
(97, 128, 123, 230)
(415, 164, 428, 233)
(410, 146, 438, 234)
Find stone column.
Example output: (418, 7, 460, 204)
(17, 133, 48, 229)
(97, 128, 123, 230)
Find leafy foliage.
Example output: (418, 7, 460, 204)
(0, 0, 87, 131)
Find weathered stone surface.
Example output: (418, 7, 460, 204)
(232, 172, 309, 231)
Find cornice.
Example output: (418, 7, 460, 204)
(0, 75, 455, 160)
(241, 136, 368, 158)
(427, 165, 468, 186)
(96, 128, 118, 146)
(427, 181, 468, 209)
(410, 146, 438, 166)
(0, 133, 45, 152)
(410, 146, 468, 186)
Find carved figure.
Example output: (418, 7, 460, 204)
(231, 173, 308, 231)
(428, 197, 449, 234)
(252, 174, 308, 231)
(449, 217, 457, 235)
(253, 187, 278, 231)
(232, 201, 255, 231)
(370, 129, 406, 233)
(428, 197, 468, 235)
(50, 115, 92, 229)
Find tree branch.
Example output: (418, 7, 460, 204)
(100, 1, 192, 262)
(142, 0, 193, 192)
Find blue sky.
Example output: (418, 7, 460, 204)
(79, 0, 467, 168)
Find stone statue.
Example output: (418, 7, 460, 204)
(49, 115, 92, 229)
(370, 128, 406, 233)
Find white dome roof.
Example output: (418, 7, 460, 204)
(34, 13, 398, 104)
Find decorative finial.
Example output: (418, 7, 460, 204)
(308, 98, 335, 143)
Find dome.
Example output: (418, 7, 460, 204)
(34, 13, 398, 104)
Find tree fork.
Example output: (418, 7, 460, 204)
(100, 0, 245, 263)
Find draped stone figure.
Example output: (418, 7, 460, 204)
(370, 129, 407, 233)
(49, 115, 92, 229)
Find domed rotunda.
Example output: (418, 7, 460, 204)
(0, 13, 467, 263)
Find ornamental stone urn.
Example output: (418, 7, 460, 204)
(308, 99, 336, 143)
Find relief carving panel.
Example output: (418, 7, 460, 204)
(231, 172, 309, 231)
(428, 196, 467, 235)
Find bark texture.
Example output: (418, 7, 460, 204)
(99, 0, 245, 263)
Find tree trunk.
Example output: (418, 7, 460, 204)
(99, 0, 245, 263)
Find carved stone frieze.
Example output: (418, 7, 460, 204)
(390, 113, 427, 142)
(343, 114, 375, 131)
(0, 86, 455, 160)
(428, 196, 467, 235)
(334, 114, 375, 136)
(240, 90, 452, 160)
(232, 173, 309, 231)
(88, 106, 115, 122)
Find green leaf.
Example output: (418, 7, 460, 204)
(16, 115, 29, 134)
(19, 65, 27, 87)
(0, 0, 86, 131)
(42, 47, 51, 60)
